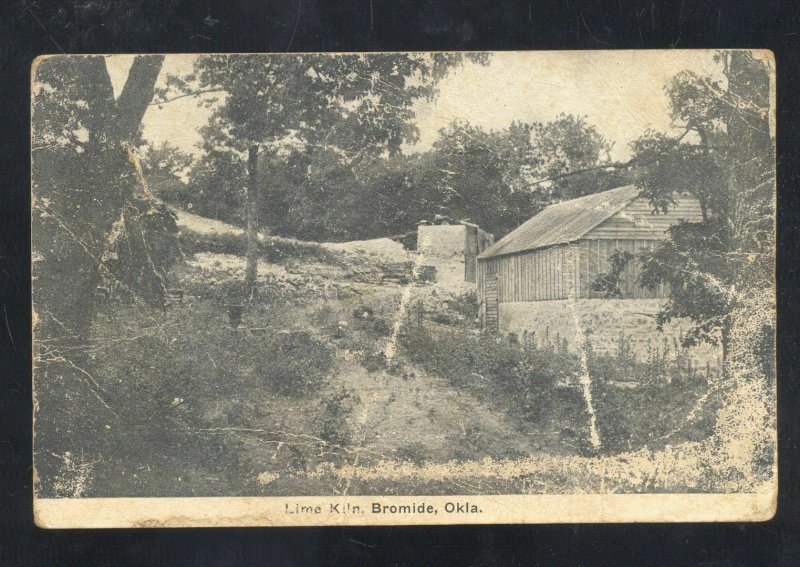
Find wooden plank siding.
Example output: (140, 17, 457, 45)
(476, 195, 699, 304)
(478, 245, 577, 303)
(575, 239, 666, 299)
(478, 238, 667, 302)
(483, 274, 499, 330)
(587, 196, 703, 240)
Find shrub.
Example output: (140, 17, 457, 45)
(398, 320, 716, 455)
(395, 442, 430, 466)
(361, 349, 389, 374)
(179, 228, 343, 265)
(262, 237, 343, 265)
(450, 424, 486, 461)
(398, 322, 576, 423)
(210, 279, 250, 305)
(319, 388, 359, 447)
(414, 291, 480, 328)
(179, 228, 245, 256)
(587, 345, 716, 454)
(257, 331, 335, 396)
(447, 290, 480, 321)
(310, 305, 338, 330)
(350, 305, 393, 338)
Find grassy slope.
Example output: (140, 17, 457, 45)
(34, 210, 715, 497)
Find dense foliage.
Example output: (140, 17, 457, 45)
(633, 51, 774, 363)
(399, 323, 577, 422)
(146, 113, 619, 241)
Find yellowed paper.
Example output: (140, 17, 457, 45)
(32, 50, 776, 527)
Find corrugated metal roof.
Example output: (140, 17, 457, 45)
(478, 185, 641, 259)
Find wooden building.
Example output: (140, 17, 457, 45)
(477, 185, 703, 327)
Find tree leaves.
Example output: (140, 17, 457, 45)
(171, 53, 485, 156)
(633, 50, 774, 356)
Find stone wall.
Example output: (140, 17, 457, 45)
(499, 298, 721, 368)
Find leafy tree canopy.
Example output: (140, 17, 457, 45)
(158, 53, 488, 157)
(634, 51, 774, 361)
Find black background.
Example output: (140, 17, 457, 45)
(2, 1, 798, 564)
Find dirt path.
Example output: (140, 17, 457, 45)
(332, 353, 547, 467)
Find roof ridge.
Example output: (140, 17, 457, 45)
(547, 183, 638, 207)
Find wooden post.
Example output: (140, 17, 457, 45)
(244, 145, 260, 299)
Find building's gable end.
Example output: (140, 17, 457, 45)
(583, 194, 704, 241)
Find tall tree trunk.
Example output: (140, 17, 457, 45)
(32, 55, 164, 363)
(695, 125, 712, 223)
(720, 316, 733, 374)
(244, 145, 260, 298)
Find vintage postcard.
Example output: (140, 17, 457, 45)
(32, 50, 776, 527)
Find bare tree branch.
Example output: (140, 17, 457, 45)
(526, 127, 693, 187)
(148, 89, 226, 106)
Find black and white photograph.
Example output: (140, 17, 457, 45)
(31, 50, 776, 526)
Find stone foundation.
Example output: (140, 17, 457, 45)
(499, 299, 721, 369)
